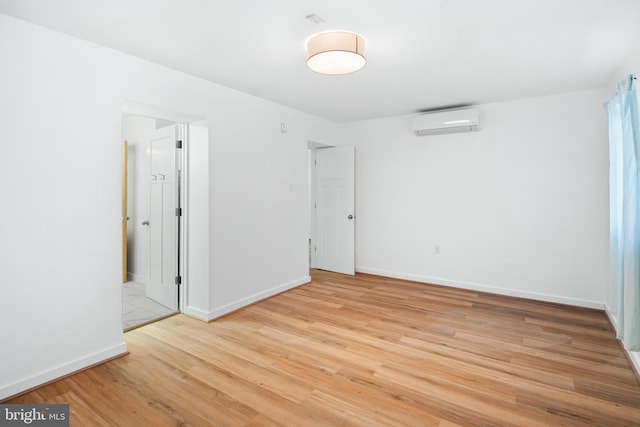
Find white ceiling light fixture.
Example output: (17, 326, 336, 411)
(306, 31, 366, 75)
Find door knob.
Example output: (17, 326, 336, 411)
(142, 220, 149, 226)
(348, 215, 354, 220)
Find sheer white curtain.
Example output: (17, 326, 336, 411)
(607, 74, 640, 351)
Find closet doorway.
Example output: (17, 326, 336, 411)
(122, 114, 184, 330)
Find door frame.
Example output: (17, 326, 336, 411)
(122, 104, 192, 314)
(308, 140, 356, 274)
(174, 123, 186, 309)
(122, 140, 128, 283)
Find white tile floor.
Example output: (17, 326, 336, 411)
(123, 281, 176, 330)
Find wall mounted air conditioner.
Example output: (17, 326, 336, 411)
(412, 108, 480, 136)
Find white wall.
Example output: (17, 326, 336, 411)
(206, 105, 339, 317)
(0, 13, 339, 399)
(344, 89, 610, 307)
(184, 120, 210, 319)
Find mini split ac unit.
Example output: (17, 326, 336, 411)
(412, 108, 480, 136)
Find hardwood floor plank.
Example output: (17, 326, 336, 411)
(375, 366, 542, 427)
(7, 270, 640, 426)
(186, 363, 334, 427)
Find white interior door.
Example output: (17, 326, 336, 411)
(315, 146, 355, 275)
(147, 124, 178, 309)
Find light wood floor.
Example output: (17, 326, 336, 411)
(9, 270, 640, 426)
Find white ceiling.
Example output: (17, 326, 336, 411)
(1, 0, 639, 122)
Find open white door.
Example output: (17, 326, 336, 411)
(147, 124, 178, 309)
(314, 146, 355, 275)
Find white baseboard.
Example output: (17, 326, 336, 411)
(604, 303, 619, 330)
(629, 351, 640, 377)
(205, 276, 311, 321)
(604, 304, 640, 379)
(356, 267, 605, 309)
(183, 305, 210, 322)
(0, 342, 128, 401)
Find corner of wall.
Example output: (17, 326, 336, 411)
(206, 276, 311, 321)
(604, 304, 640, 381)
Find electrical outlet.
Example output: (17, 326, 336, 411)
(434, 245, 440, 254)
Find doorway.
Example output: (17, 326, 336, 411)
(308, 142, 356, 276)
(122, 114, 184, 330)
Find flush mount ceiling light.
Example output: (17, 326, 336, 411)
(306, 31, 366, 75)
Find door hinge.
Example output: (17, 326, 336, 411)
(176, 140, 183, 149)
(176, 207, 182, 216)
(175, 276, 182, 285)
